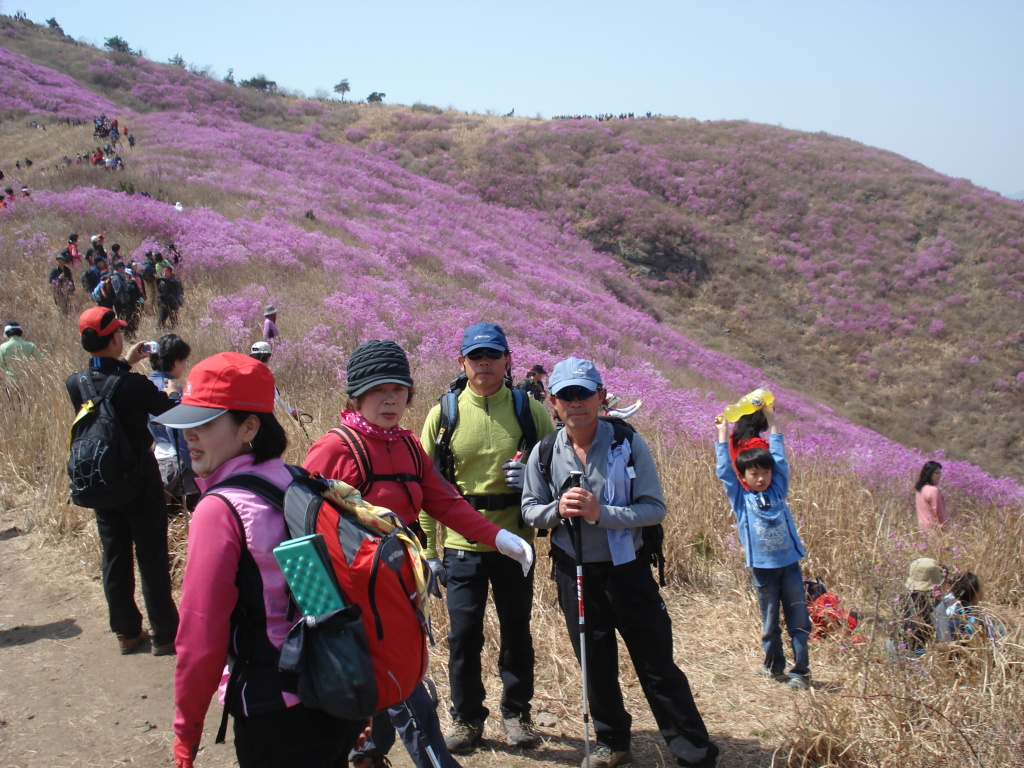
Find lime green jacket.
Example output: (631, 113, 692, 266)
(420, 386, 554, 556)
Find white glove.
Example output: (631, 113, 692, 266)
(495, 529, 534, 576)
(502, 458, 526, 490)
(426, 557, 446, 597)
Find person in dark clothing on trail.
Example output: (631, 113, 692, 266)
(111, 262, 133, 320)
(83, 256, 108, 296)
(516, 364, 548, 402)
(156, 264, 184, 328)
(66, 306, 180, 656)
(49, 252, 76, 313)
(86, 233, 107, 265)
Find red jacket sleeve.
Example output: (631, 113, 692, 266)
(173, 495, 242, 744)
(415, 442, 500, 549)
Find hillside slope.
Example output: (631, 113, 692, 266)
(342, 110, 1024, 480)
(1, 24, 1022, 509)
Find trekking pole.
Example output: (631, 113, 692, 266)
(567, 470, 592, 768)
(401, 689, 443, 768)
(172, 428, 190, 533)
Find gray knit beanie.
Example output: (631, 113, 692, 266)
(345, 340, 413, 397)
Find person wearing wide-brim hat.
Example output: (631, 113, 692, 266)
(891, 557, 946, 656)
(65, 307, 180, 657)
(304, 339, 536, 768)
(158, 352, 365, 768)
(262, 305, 279, 344)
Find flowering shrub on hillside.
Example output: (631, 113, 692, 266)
(4, 48, 1023, 508)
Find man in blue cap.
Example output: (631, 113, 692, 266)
(522, 357, 718, 768)
(420, 322, 555, 754)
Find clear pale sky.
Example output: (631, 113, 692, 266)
(15, 0, 1024, 196)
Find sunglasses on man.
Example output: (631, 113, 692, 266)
(465, 348, 506, 361)
(553, 386, 598, 402)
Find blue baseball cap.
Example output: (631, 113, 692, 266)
(549, 357, 603, 395)
(460, 322, 509, 355)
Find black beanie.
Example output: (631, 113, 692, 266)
(345, 340, 413, 397)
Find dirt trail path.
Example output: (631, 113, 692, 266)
(0, 507, 792, 767)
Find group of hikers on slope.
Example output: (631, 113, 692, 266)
(66, 312, 723, 768)
(62, 303, 992, 768)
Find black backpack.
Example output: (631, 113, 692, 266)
(67, 370, 142, 507)
(81, 268, 99, 293)
(535, 418, 666, 586)
(432, 373, 538, 497)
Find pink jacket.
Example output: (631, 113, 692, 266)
(173, 454, 298, 744)
(916, 484, 949, 530)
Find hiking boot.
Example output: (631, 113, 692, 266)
(117, 630, 148, 655)
(501, 714, 540, 748)
(584, 744, 632, 768)
(787, 675, 811, 690)
(755, 667, 787, 682)
(445, 718, 484, 755)
(152, 641, 176, 657)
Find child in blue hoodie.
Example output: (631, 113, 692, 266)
(716, 401, 812, 689)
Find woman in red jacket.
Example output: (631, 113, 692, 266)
(305, 339, 532, 768)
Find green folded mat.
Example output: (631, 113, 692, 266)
(274, 533, 346, 616)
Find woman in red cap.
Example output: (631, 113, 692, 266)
(157, 352, 364, 768)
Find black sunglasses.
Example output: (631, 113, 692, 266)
(465, 348, 506, 361)
(553, 386, 598, 402)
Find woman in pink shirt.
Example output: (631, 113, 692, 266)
(914, 461, 949, 531)
(156, 352, 363, 768)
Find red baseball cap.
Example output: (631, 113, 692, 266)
(78, 306, 127, 337)
(153, 351, 275, 428)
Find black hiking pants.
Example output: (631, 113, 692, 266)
(444, 548, 535, 722)
(93, 456, 179, 646)
(553, 550, 718, 767)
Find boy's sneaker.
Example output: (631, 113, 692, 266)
(445, 718, 484, 754)
(787, 675, 811, 690)
(502, 714, 540, 748)
(755, 667, 787, 682)
(585, 744, 632, 768)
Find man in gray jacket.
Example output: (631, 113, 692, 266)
(522, 357, 717, 768)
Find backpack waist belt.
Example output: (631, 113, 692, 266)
(463, 492, 522, 511)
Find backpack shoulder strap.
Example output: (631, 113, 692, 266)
(535, 430, 559, 491)
(433, 392, 460, 485)
(205, 472, 286, 510)
(608, 419, 637, 467)
(331, 426, 421, 494)
(72, 370, 122, 427)
(401, 434, 424, 480)
(330, 425, 372, 492)
(511, 388, 538, 453)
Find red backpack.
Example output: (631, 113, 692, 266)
(217, 467, 431, 719)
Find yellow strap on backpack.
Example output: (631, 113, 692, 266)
(69, 400, 97, 446)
